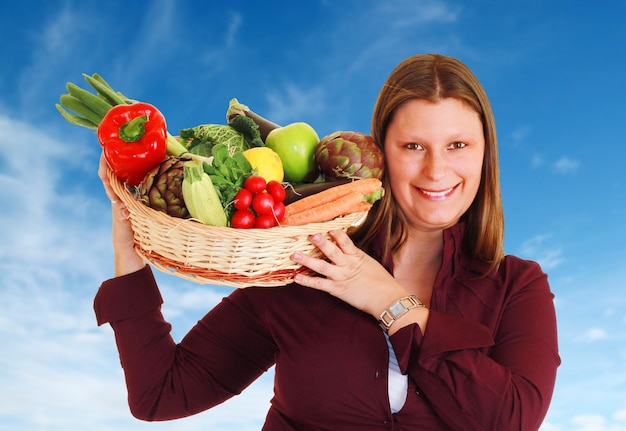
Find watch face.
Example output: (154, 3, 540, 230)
(389, 301, 406, 316)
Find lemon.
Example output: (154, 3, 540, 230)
(243, 147, 284, 183)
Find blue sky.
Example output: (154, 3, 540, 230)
(1, 1, 625, 430)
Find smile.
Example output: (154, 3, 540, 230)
(418, 185, 457, 199)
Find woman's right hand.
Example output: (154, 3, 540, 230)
(98, 152, 145, 276)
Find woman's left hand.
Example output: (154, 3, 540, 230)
(292, 230, 408, 318)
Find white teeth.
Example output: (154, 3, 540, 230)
(420, 187, 454, 197)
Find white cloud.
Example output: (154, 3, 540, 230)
(519, 234, 564, 270)
(569, 413, 626, 431)
(0, 115, 272, 430)
(573, 415, 608, 430)
(377, 0, 460, 27)
(260, 0, 464, 128)
(338, 0, 461, 75)
(540, 422, 560, 431)
(266, 83, 326, 125)
(532, 153, 544, 168)
(3, 2, 625, 430)
(527, 154, 580, 173)
(16, 5, 93, 117)
(580, 328, 608, 342)
(0, 115, 101, 264)
(509, 124, 532, 147)
(225, 11, 243, 48)
(543, 410, 626, 431)
(553, 156, 580, 174)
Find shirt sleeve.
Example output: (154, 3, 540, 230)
(93, 266, 276, 421)
(389, 260, 560, 431)
(94, 265, 163, 326)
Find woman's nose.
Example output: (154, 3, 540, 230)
(423, 151, 448, 181)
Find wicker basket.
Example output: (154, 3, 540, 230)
(108, 170, 368, 287)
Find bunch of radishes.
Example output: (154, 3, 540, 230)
(230, 175, 286, 228)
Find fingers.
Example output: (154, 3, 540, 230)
(305, 231, 351, 263)
(292, 268, 330, 292)
(292, 230, 361, 287)
(292, 230, 407, 318)
(303, 233, 344, 272)
(292, 245, 332, 279)
(98, 152, 121, 203)
(328, 229, 359, 255)
(97, 152, 108, 180)
(111, 199, 130, 221)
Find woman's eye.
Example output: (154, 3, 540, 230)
(448, 141, 467, 150)
(405, 142, 423, 150)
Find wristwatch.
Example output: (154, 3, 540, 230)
(379, 295, 424, 333)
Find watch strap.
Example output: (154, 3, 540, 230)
(379, 295, 424, 332)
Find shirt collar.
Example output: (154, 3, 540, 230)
(371, 221, 496, 280)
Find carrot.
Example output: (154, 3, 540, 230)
(284, 178, 382, 218)
(352, 200, 373, 213)
(281, 191, 372, 226)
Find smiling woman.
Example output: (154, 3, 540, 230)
(383, 98, 485, 232)
(93, 53, 559, 431)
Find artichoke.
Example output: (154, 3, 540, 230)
(315, 131, 384, 180)
(139, 156, 190, 219)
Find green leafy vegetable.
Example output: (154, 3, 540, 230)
(181, 124, 244, 154)
(180, 117, 263, 158)
(228, 114, 264, 148)
(202, 143, 253, 219)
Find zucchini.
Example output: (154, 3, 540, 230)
(182, 160, 228, 227)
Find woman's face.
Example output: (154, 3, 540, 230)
(384, 98, 485, 232)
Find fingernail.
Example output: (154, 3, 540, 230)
(118, 209, 130, 221)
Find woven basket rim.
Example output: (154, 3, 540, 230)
(108, 169, 368, 287)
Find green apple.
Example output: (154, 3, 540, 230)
(265, 122, 320, 183)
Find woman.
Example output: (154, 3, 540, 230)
(96, 53, 560, 430)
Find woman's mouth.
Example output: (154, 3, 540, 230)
(418, 185, 457, 200)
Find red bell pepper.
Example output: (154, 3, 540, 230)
(97, 102, 168, 186)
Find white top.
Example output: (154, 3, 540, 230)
(384, 332, 408, 413)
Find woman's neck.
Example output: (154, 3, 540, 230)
(392, 228, 444, 305)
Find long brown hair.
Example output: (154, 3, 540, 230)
(351, 53, 504, 274)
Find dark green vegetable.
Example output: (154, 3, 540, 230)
(139, 156, 190, 219)
(56, 72, 190, 157)
(315, 131, 385, 180)
(201, 143, 254, 219)
(181, 113, 264, 157)
(226, 98, 281, 141)
(181, 124, 243, 155)
(227, 114, 264, 148)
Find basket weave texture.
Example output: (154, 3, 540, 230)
(109, 170, 367, 287)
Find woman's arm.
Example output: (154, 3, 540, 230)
(95, 153, 276, 420)
(391, 261, 560, 431)
(95, 268, 277, 420)
(294, 228, 558, 430)
(97, 152, 144, 276)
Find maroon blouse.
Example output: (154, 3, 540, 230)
(94, 223, 560, 430)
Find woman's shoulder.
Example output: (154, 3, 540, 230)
(449, 254, 552, 316)
(459, 248, 546, 280)
(501, 254, 546, 277)
(495, 254, 550, 294)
